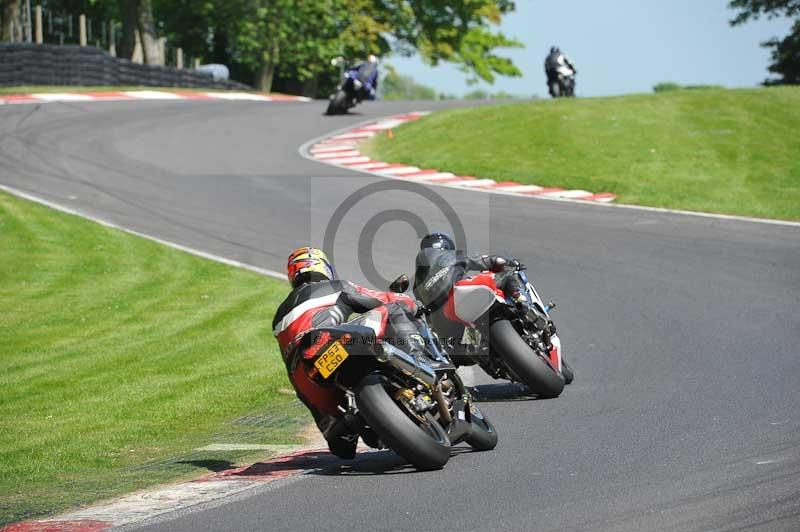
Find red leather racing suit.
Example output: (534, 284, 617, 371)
(272, 279, 418, 439)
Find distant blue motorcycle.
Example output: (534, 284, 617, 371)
(326, 56, 379, 115)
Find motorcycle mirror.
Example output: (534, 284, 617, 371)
(389, 274, 410, 293)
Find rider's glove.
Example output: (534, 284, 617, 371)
(507, 258, 522, 270)
(489, 256, 508, 272)
(414, 301, 431, 318)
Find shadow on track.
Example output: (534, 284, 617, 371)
(468, 383, 552, 402)
(179, 447, 484, 479)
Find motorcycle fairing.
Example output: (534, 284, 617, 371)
(290, 361, 345, 417)
(444, 273, 505, 326)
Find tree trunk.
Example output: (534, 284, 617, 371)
(256, 42, 280, 92)
(136, 0, 160, 65)
(119, 0, 137, 59)
(210, 29, 229, 65)
(1, 0, 21, 42)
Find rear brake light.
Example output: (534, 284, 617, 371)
(303, 331, 332, 359)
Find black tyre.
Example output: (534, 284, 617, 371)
(356, 374, 451, 470)
(549, 81, 561, 98)
(465, 404, 498, 451)
(561, 357, 574, 385)
(489, 320, 565, 399)
(326, 89, 347, 115)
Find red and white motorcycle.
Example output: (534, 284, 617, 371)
(431, 262, 572, 398)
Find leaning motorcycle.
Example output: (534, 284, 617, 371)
(423, 261, 572, 398)
(289, 276, 497, 470)
(326, 60, 370, 115)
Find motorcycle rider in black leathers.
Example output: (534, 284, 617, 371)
(412, 233, 524, 365)
(544, 46, 576, 97)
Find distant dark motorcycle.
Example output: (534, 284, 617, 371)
(290, 275, 497, 470)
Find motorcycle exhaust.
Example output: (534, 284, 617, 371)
(432, 384, 452, 424)
(377, 343, 437, 387)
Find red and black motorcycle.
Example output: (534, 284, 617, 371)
(288, 275, 497, 470)
(425, 262, 572, 398)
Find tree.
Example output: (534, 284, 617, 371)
(228, 0, 336, 91)
(729, 0, 800, 84)
(1, 0, 21, 42)
(762, 19, 800, 83)
(117, 0, 160, 64)
(222, 0, 522, 92)
(359, 0, 522, 84)
(136, 0, 161, 64)
(380, 70, 437, 100)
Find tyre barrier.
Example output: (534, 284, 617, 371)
(0, 43, 248, 90)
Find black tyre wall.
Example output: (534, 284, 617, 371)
(489, 320, 565, 398)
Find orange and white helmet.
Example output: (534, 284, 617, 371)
(286, 247, 335, 288)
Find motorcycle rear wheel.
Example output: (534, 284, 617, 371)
(356, 374, 451, 470)
(489, 319, 565, 399)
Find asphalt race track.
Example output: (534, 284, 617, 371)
(2, 99, 799, 531)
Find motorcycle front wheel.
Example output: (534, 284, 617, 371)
(465, 404, 498, 451)
(489, 319, 565, 399)
(561, 357, 574, 385)
(326, 90, 348, 115)
(356, 374, 451, 470)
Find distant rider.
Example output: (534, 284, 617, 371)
(349, 54, 380, 100)
(412, 233, 524, 364)
(273, 247, 427, 459)
(544, 46, 576, 97)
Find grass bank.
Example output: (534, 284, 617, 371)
(363, 87, 800, 220)
(0, 192, 303, 525)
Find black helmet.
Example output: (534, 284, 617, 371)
(420, 232, 455, 251)
(550, 46, 560, 54)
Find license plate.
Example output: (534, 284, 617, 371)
(314, 341, 349, 379)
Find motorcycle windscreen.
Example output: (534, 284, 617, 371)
(446, 284, 499, 325)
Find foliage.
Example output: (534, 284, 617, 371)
(762, 19, 800, 83)
(728, 0, 800, 24)
(8, 0, 523, 92)
(380, 69, 437, 100)
(463, 88, 522, 99)
(729, 0, 800, 84)
(464, 88, 489, 99)
(654, 82, 725, 92)
(653, 82, 682, 92)
(363, 87, 800, 220)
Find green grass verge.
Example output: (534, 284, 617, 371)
(362, 87, 800, 220)
(0, 191, 305, 525)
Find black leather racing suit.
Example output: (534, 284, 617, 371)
(544, 51, 575, 85)
(413, 249, 522, 362)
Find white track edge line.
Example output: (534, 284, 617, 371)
(297, 114, 800, 229)
(0, 184, 288, 280)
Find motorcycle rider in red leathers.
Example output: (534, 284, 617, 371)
(272, 247, 427, 459)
